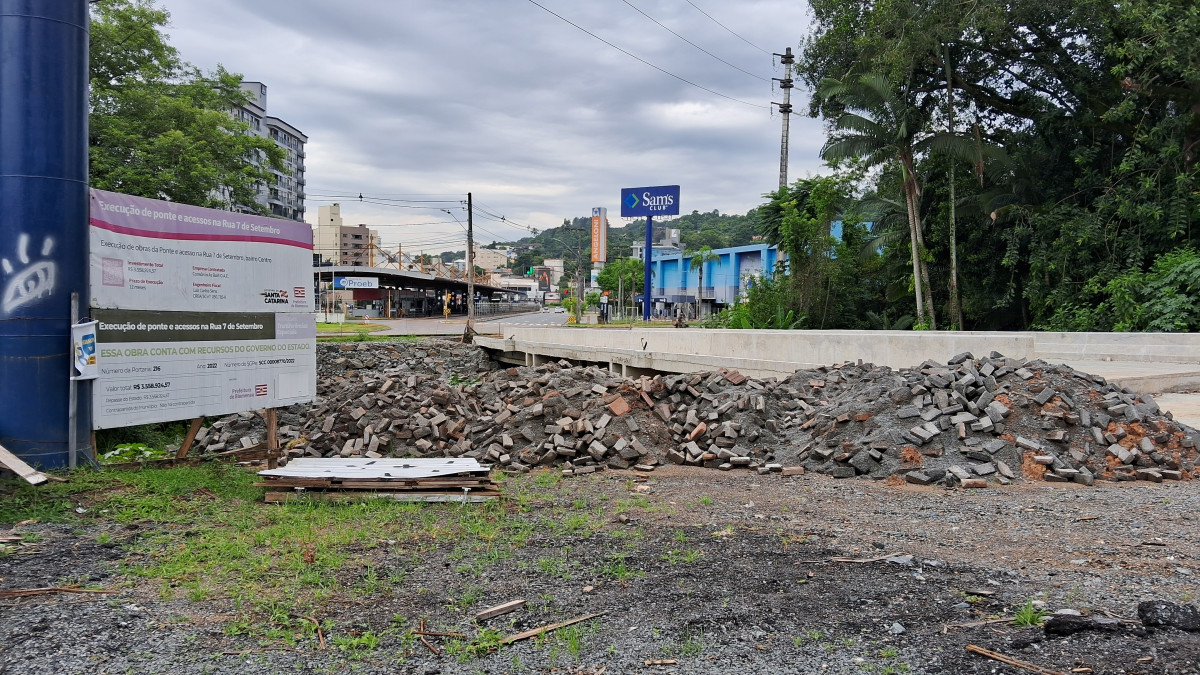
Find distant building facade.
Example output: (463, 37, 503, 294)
(233, 81, 307, 221)
(314, 203, 377, 267)
(473, 246, 511, 271)
(639, 243, 783, 318)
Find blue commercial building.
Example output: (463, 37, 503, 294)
(636, 243, 784, 318)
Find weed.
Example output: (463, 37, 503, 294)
(672, 529, 689, 543)
(533, 471, 563, 488)
(536, 556, 572, 580)
(332, 630, 380, 659)
(661, 549, 703, 565)
(447, 585, 484, 611)
(1011, 599, 1048, 628)
(445, 627, 504, 662)
(552, 621, 594, 659)
(600, 553, 643, 581)
(879, 647, 899, 658)
(679, 630, 704, 657)
(95, 532, 112, 546)
(699, 496, 713, 506)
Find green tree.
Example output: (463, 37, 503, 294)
(688, 246, 720, 318)
(596, 258, 645, 317)
(89, 0, 284, 211)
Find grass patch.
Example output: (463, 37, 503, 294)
(1011, 599, 1048, 628)
(316, 322, 389, 333)
(661, 549, 703, 565)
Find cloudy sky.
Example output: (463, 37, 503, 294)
(161, 0, 825, 253)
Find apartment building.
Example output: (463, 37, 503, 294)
(233, 81, 307, 221)
(314, 203, 378, 266)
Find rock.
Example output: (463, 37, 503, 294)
(1043, 614, 1120, 636)
(1138, 601, 1200, 632)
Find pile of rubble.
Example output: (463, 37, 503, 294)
(192, 340, 1197, 488)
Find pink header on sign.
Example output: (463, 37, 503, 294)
(89, 189, 312, 250)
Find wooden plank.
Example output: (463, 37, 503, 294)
(0, 442, 49, 485)
(475, 599, 526, 622)
(263, 490, 500, 504)
(176, 417, 205, 459)
(500, 611, 607, 645)
(253, 475, 496, 485)
(265, 409, 279, 470)
(965, 645, 1067, 675)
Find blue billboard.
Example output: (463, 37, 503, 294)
(620, 185, 680, 218)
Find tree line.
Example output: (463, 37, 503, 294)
(753, 0, 1198, 332)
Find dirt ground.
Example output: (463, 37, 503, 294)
(2, 464, 1199, 675)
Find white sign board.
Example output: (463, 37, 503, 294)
(91, 310, 315, 429)
(89, 189, 313, 313)
(88, 190, 316, 429)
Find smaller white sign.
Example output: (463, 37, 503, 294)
(334, 276, 379, 289)
(72, 320, 99, 380)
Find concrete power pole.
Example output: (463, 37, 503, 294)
(773, 47, 795, 190)
(465, 192, 475, 340)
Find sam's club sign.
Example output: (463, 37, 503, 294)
(333, 276, 379, 290)
(620, 185, 680, 217)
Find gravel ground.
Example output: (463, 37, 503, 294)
(3, 466, 1199, 675)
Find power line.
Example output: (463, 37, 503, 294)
(621, 0, 768, 82)
(684, 0, 771, 55)
(524, 0, 768, 109)
(306, 192, 462, 204)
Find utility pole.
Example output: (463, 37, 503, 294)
(773, 47, 795, 189)
(464, 192, 475, 340)
(576, 228, 585, 324)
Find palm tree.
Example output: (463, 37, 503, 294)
(819, 72, 977, 330)
(689, 246, 720, 318)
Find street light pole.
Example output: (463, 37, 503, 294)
(465, 192, 475, 340)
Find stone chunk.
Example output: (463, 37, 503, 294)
(1015, 436, 1041, 452)
(1139, 601, 1200, 632)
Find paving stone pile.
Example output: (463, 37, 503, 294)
(192, 341, 1197, 487)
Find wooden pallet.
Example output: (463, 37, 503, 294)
(257, 457, 498, 503)
(262, 489, 501, 503)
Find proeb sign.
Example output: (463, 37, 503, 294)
(333, 276, 379, 290)
(620, 185, 680, 218)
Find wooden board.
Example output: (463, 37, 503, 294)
(263, 489, 500, 504)
(0, 442, 49, 485)
(253, 475, 496, 485)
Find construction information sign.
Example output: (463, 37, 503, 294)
(87, 189, 316, 429)
(89, 189, 313, 313)
(91, 309, 316, 429)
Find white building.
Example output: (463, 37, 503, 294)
(473, 246, 511, 271)
(233, 81, 307, 221)
(314, 203, 378, 267)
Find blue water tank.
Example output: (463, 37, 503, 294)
(0, 0, 91, 468)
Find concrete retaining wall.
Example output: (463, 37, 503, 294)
(476, 326, 1200, 391)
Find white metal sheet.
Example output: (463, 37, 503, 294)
(258, 457, 489, 480)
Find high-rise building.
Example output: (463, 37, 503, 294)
(314, 203, 378, 266)
(233, 81, 307, 221)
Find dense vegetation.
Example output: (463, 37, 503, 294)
(761, 0, 1199, 332)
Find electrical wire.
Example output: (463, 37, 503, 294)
(621, 0, 768, 82)
(524, 0, 768, 109)
(683, 0, 771, 55)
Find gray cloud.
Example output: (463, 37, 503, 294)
(162, 0, 825, 252)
